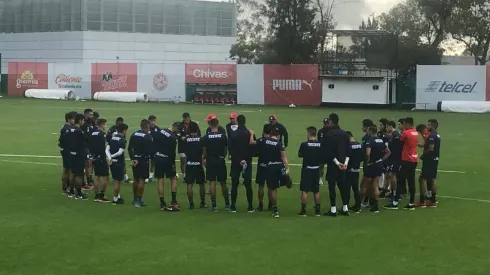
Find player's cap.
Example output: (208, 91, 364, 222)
(323, 118, 329, 125)
(229, 112, 238, 119)
(205, 113, 217, 121)
(269, 114, 277, 121)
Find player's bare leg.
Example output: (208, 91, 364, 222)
(135, 179, 146, 207)
(186, 184, 194, 209)
(149, 160, 155, 182)
(299, 191, 308, 216)
(359, 177, 370, 208)
(257, 185, 264, 208)
(180, 156, 186, 176)
(209, 181, 217, 211)
(384, 172, 398, 209)
(313, 192, 321, 216)
(199, 183, 207, 208)
(157, 177, 166, 210)
(270, 188, 279, 218)
(370, 177, 380, 213)
(112, 180, 124, 205)
(427, 179, 437, 207)
(220, 181, 230, 209)
(62, 168, 70, 194)
(99, 176, 109, 202)
(417, 176, 428, 207)
(93, 175, 100, 201)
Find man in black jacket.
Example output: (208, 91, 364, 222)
(317, 118, 330, 185)
(264, 115, 288, 148)
(323, 113, 351, 217)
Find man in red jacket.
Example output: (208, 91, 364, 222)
(396, 117, 419, 210)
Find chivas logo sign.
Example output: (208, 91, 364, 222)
(55, 74, 82, 89)
(16, 70, 39, 88)
(153, 73, 168, 91)
(101, 72, 127, 91)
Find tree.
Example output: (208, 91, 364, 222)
(313, 0, 336, 64)
(448, 0, 490, 65)
(416, 0, 459, 48)
(261, 0, 320, 64)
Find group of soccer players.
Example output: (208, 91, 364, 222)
(58, 108, 440, 218)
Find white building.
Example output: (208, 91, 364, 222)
(0, 0, 237, 73)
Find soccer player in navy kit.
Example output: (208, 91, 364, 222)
(360, 119, 374, 207)
(417, 119, 441, 207)
(298, 126, 322, 217)
(59, 112, 76, 194)
(345, 131, 363, 213)
(383, 121, 403, 207)
(361, 126, 391, 213)
(89, 118, 110, 202)
(202, 118, 230, 212)
(128, 119, 154, 207)
(178, 113, 201, 178)
(153, 122, 181, 211)
(184, 123, 207, 209)
(66, 113, 89, 200)
(82, 109, 95, 189)
(250, 127, 290, 218)
(254, 126, 271, 212)
(106, 123, 128, 205)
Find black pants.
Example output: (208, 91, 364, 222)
(327, 167, 350, 207)
(396, 161, 417, 204)
(347, 172, 360, 207)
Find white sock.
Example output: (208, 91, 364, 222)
(118, 194, 121, 199)
(150, 172, 154, 178)
(113, 197, 118, 202)
(124, 174, 129, 180)
(342, 205, 348, 212)
(330, 206, 337, 213)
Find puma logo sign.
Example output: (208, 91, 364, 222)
(302, 80, 314, 90)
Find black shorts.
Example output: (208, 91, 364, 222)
(384, 162, 400, 174)
(177, 143, 185, 154)
(326, 163, 346, 183)
(110, 163, 125, 182)
(132, 158, 150, 180)
(364, 162, 384, 178)
(70, 154, 85, 177)
(421, 159, 439, 180)
(185, 165, 205, 184)
(93, 158, 109, 177)
(154, 156, 176, 179)
(266, 166, 286, 190)
(205, 157, 227, 182)
(255, 164, 267, 186)
(300, 168, 320, 193)
(61, 150, 70, 169)
(230, 159, 252, 179)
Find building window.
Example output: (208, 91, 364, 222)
(88, 21, 101, 31)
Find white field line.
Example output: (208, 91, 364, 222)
(0, 158, 487, 204)
(0, 153, 467, 174)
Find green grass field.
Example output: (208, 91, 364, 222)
(1, 98, 490, 275)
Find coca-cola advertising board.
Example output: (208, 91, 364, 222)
(263, 64, 321, 106)
(91, 63, 137, 95)
(185, 63, 236, 84)
(8, 62, 48, 96)
(137, 63, 186, 101)
(48, 63, 91, 99)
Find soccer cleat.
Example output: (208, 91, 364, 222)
(349, 206, 361, 213)
(404, 204, 415, 210)
(255, 204, 264, 212)
(414, 202, 426, 208)
(323, 211, 337, 217)
(298, 209, 307, 217)
(247, 207, 255, 213)
(210, 207, 218, 212)
(67, 192, 76, 199)
(273, 212, 280, 218)
(230, 205, 237, 213)
(98, 197, 110, 203)
(369, 206, 380, 213)
(339, 210, 350, 216)
(166, 202, 181, 212)
(160, 203, 167, 211)
(426, 202, 437, 208)
(224, 204, 230, 211)
(82, 184, 92, 191)
(384, 203, 398, 210)
(112, 198, 125, 205)
(361, 203, 371, 209)
(200, 202, 208, 209)
(314, 210, 321, 217)
(75, 193, 89, 200)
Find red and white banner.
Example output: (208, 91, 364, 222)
(185, 63, 236, 84)
(8, 62, 49, 96)
(91, 63, 137, 95)
(48, 63, 91, 99)
(263, 64, 321, 106)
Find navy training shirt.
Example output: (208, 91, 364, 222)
(89, 128, 106, 159)
(152, 128, 177, 161)
(128, 130, 153, 160)
(58, 123, 72, 151)
(426, 131, 441, 159)
(202, 131, 227, 159)
(365, 136, 387, 164)
(347, 141, 363, 172)
(184, 134, 202, 166)
(258, 137, 284, 169)
(298, 140, 322, 168)
(108, 134, 126, 164)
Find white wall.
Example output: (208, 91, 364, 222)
(0, 32, 84, 74)
(322, 78, 389, 104)
(0, 31, 237, 73)
(137, 63, 186, 102)
(48, 63, 92, 99)
(236, 64, 264, 105)
(82, 31, 236, 64)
